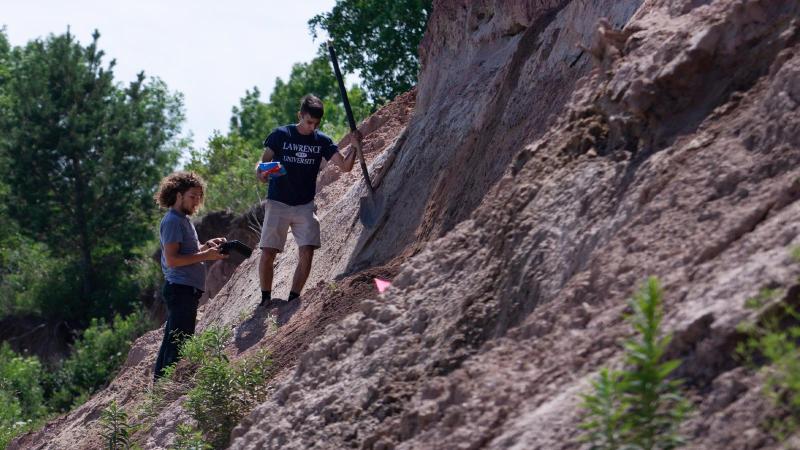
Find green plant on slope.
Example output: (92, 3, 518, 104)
(744, 288, 780, 310)
(581, 277, 690, 450)
(581, 368, 626, 448)
(173, 423, 211, 450)
(180, 326, 231, 366)
(737, 299, 800, 439)
(790, 246, 800, 264)
(136, 364, 188, 433)
(186, 358, 239, 449)
(99, 400, 139, 450)
(178, 327, 273, 449)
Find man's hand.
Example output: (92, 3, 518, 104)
(200, 237, 226, 251)
(204, 237, 227, 249)
(256, 147, 276, 183)
(350, 129, 363, 157)
(163, 241, 228, 267)
(255, 162, 270, 183)
(203, 246, 229, 261)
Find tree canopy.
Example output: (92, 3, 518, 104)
(309, 0, 432, 103)
(0, 30, 185, 320)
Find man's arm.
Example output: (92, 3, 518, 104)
(261, 147, 275, 162)
(329, 146, 356, 172)
(330, 131, 361, 173)
(163, 242, 227, 268)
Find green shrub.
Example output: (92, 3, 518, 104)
(581, 368, 625, 448)
(0, 343, 49, 448)
(180, 326, 231, 366)
(186, 358, 239, 448)
(744, 288, 780, 310)
(48, 308, 154, 411)
(173, 423, 211, 450)
(790, 246, 800, 264)
(99, 400, 139, 450)
(736, 301, 800, 438)
(580, 277, 690, 450)
(177, 327, 273, 448)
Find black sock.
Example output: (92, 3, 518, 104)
(259, 290, 271, 306)
(288, 291, 300, 301)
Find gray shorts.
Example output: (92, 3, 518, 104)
(259, 200, 321, 252)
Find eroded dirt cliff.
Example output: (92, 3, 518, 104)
(231, 1, 800, 448)
(14, 0, 800, 448)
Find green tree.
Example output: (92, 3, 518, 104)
(0, 30, 185, 320)
(0, 29, 14, 234)
(228, 86, 275, 146)
(186, 133, 264, 213)
(230, 54, 371, 145)
(309, 0, 432, 103)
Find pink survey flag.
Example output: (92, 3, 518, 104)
(374, 278, 392, 293)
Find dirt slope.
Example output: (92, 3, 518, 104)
(14, 0, 800, 449)
(230, 1, 800, 449)
(10, 90, 415, 450)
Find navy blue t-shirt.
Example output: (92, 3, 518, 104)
(264, 125, 338, 206)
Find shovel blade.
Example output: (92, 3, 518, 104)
(359, 194, 384, 228)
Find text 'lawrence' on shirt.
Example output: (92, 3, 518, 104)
(263, 125, 338, 206)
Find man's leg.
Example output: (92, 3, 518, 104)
(258, 248, 279, 306)
(259, 248, 278, 291)
(153, 308, 173, 380)
(154, 285, 199, 380)
(290, 245, 315, 299)
(289, 201, 321, 301)
(258, 200, 289, 307)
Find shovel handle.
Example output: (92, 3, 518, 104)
(327, 41, 375, 195)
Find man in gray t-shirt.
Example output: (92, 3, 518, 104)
(160, 208, 206, 290)
(153, 171, 228, 380)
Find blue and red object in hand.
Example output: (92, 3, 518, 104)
(258, 162, 286, 178)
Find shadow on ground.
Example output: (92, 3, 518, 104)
(234, 298, 303, 352)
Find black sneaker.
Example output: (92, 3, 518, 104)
(258, 298, 286, 309)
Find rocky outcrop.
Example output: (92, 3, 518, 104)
(14, 0, 800, 449)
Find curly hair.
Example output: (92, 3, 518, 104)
(154, 171, 206, 208)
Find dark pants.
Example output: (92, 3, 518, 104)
(153, 282, 202, 380)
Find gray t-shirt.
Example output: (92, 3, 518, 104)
(160, 209, 205, 290)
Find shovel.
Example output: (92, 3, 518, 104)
(327, 41, 384, 228)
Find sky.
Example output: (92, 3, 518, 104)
(2, 0, 339, 152)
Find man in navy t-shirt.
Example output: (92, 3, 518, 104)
(256, 94, 361, 308)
